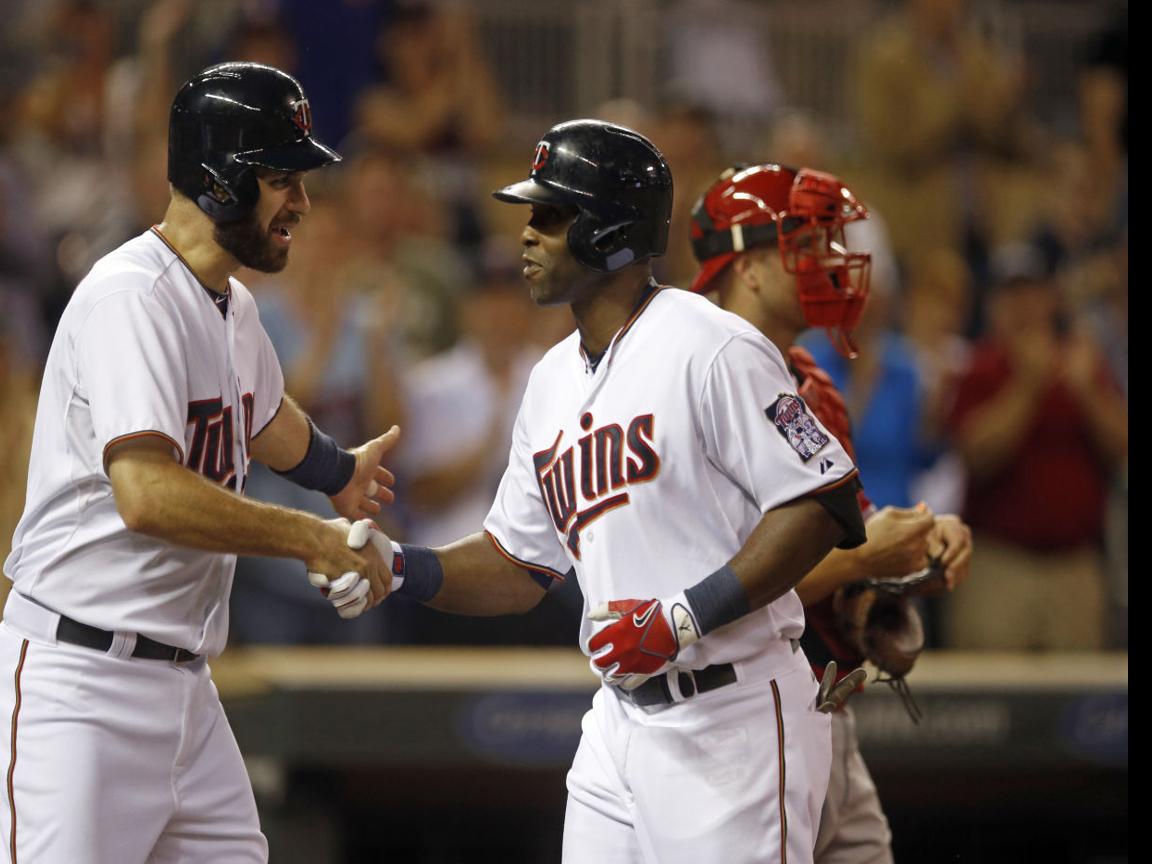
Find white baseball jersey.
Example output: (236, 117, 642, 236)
(484, 285, 857, 674)
(4, 228, 284, 656)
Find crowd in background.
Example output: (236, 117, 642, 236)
(0, 0, 1128, 651)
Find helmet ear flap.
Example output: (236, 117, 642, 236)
(568, 211, 636, 272)
(195, 162, 259, 222)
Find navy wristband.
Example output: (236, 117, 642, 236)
(683, 564, 750, 635)
(393, 544, 444, 602)
(274, 420, 356, 496)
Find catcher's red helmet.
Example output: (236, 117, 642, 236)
(689, 164, 871, 356)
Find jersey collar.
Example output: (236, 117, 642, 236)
(577, 279, 663, 375)
(150, 226, 232, 319)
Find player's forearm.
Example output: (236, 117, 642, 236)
(795, 546, 863, 607)
(111, 454, 327, 562)
(425, 532, 547, 616)
(250, 394, 311, 472)
(729, 497, 849, 612)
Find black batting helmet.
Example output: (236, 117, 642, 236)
(494, 119, 673, 272)
(168, 62, 341, 223)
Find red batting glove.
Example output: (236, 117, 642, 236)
(587, 595, 701, 688)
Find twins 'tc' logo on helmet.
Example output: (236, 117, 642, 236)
(289, 99, 313, 136)
(531, 141, 550, 173)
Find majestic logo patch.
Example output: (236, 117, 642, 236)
(289, 98, 313, 135)
(531, 140, 550, 172)
(766, 394, 828, 462)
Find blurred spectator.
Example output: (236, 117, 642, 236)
(1079, 235, 1127, 648)
(0, 158, 53, 366)
(356, 1, 505, 254)
(593, 98, 654, 138)
(100, 0, 195, 235)
(13, 0, 136, 321)
(651, 103, 726, 288)
(0, 319, 39, 613)
(664, 0, 785, 137)
(340, 144, 470, 361)
(399, 244, 538, 547)
(904, 246, 974, 516)
(853, 0, 1034, 270)
(385, 243, 582, 645)
(1031, 141, 1121, 287)
(278, 0, 393, 147)
(764, 110, 835, 173)
(229, 196, 403, 645)
(226, 15, 298, 72)
(945, 250, 1127, 650)
(1079, 4, 1126, 236)
(357, 2, 503, 154)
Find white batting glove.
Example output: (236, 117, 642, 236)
(308, 519, 396, 619)
(347, 518, 403, 593)
(309, 570, 371, 620)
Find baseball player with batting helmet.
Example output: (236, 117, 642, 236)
(335, 120, 867, 863)
(0, 63, 400, 863)
(689, 163, 973, 863)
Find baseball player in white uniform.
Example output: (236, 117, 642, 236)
(344, 120, 867, 863)
(0, 63, 398, 863)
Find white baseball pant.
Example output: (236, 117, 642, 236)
(0, 592, 267, 864)
(563, 644, 831, 864)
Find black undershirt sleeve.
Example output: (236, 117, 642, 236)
(811, 475, 867, 550)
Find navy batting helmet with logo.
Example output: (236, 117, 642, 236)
(168, 62, 341, 222)
(493, 119, 673, 273)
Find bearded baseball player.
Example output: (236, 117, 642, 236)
(689, 163, 973, 864)
(0, 63, 399, 863)
(343, 120, 865, 863)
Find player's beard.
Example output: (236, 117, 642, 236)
(214, 212, 289, 273)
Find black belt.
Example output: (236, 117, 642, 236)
(623, 663, 738, 709)
(56, 616, 200, 663)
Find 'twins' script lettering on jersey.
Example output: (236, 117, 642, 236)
(533, 412, 660, 557)
(186, 394, 255, 489)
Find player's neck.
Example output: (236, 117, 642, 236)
(156, 200, 237, 294)
(721, 285, 803, 353)
(760, 317, 804, 355)
(571, 269, 654, 356)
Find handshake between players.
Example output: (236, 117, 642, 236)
(308, 519, 397, 620)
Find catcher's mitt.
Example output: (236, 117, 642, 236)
(833, 567, 941, 723)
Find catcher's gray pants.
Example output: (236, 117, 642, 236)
(814, 706, 893, 864)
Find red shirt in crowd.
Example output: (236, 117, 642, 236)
(947, 341, 1112, 551)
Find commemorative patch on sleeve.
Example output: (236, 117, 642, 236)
(766, 394, 829, 462)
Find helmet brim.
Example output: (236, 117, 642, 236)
(689, 251, 736, 294)
(492, 178, 576, 206)
(235, 136, 342, 171)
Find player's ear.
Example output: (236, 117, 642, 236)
(732, 253, 762, 295)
